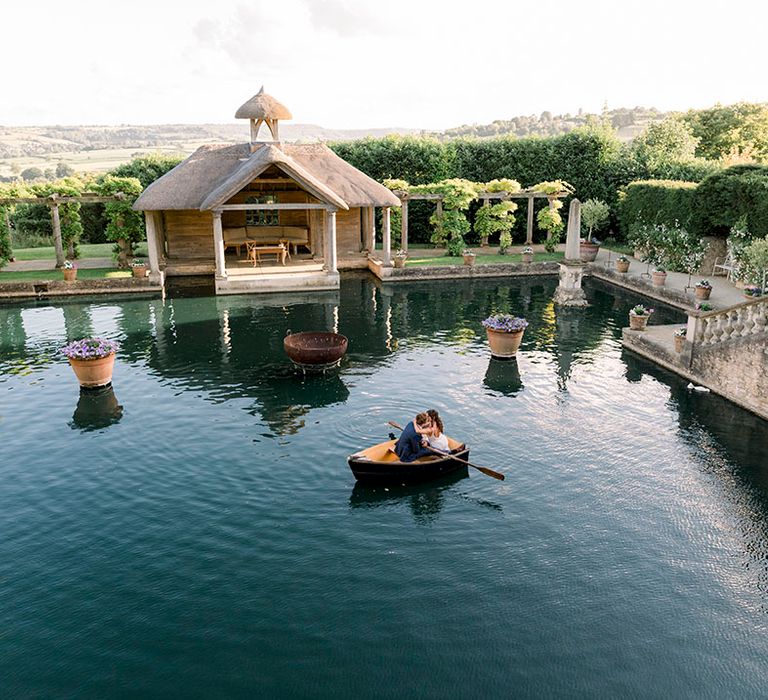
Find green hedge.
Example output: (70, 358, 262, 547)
(692, 164, 768, 238)
(618, 180, 698, 238)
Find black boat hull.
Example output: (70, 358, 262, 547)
(348, 448, 470, 484)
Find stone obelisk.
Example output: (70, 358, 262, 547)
(553, 198, 588, 306)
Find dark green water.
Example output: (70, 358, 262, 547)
(2, 274, 768, 698)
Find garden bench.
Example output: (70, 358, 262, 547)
(712, 250, 736, 280)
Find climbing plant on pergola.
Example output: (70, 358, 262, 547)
(384, 177, 574, 255)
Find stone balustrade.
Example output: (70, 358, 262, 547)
(688, 297, 768, 346)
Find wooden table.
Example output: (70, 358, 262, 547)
(246, 242, 287, 266)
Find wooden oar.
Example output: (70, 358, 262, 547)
(387, 421, 505, 481)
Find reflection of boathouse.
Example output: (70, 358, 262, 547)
(133, 88, 400, 295)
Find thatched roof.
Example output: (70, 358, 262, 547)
(134, 143, 401, 211)
(235, 87, 292, 120)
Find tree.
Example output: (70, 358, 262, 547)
(20, 167, 44, 181)
(56, 162, 75, 178)
(110, 152, 184, 188)
(683, 103, 768, 162)
(631, 118, 699, 168)
(95, 175, 144, 265)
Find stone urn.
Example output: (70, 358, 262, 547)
(628, 307, 652, 330)
(652, 270, 667, 287)
(694, 284, 711, 300)
(463, 253, 476, 267)
(68, 353, 116, 389)
(482, 315, 529, 359)
(615, 258, 630, 273)
(485, 328, 524, 358)
(132, 264, 148, 278)
(63, 268, 77, 282)
(580, 241, 600, 262)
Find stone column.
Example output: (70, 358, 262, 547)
(526, 195, 535, 245)
(382, 207, 392, 267)
(368, 207, 376, 252)
(400, 199, 408, 252)
(327, 209, 338, 273)
(212, 210, 226, 279)
(50, 200, 65, 268)
(553, 263, 588, 307)
(565, 198, 582, 262)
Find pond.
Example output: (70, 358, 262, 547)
(2, 274, 768, 697)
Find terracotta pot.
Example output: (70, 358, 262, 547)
(63, 268, 77, 282)
(521, 253, 533, 263)
(68, 352, 116, 389)
(463, 254, 476, 267)
(694, 285, 711, 300)
(615, 259, 630, 273)
(674, 334, 686, 353)
(580, 242, 600, 262)
(485, 328, 525, 358)
(629, 313, 649, 330)
(132, 265, 147, 278)
(393, 257, 406, 269)
(652, 271, 667, 287)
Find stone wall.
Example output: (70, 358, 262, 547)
(690, 334, 768, 419)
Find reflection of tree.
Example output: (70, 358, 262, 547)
(61, 303, 94, 341)
(69, 386, 123, 432)
(0, 306, 28, 375)
(483, 357, 524, 397)
(348, 469, 468, 525)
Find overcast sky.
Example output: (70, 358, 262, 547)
(4, 0, 766, 129)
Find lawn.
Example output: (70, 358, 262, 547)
(0, 268, 131, 282)
(12, 243, 148, 261)
(405, 252, 564, 266)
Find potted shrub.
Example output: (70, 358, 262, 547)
(694, 279, 712, 300)
(62, 259, 77, 282)
(628, 304, 653, 331)
(580, 198, 609, 262)
(652, 266, 667, 287)
(521, 246, 534, 263)
(615, 255, 630, 273)
(131, 258, 148, 278)
(743, 285, 764, 299)
(61, 337, 119, 389)
(674, 327, 687, 353)
(463, 248, 476, 267)
(393, 249, 407, 269)
(482, 314, 529, 358)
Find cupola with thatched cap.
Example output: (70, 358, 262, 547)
(235, 86, 292, 151)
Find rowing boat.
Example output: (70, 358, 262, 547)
(347, 437, 469, 484)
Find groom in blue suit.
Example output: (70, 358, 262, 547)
(394, 412, 433, 463)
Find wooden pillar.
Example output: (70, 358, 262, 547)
(144, 211, 162, 278)
(382, 207, 392, 267)
(212, 210, 226, 279)
(325, 209, 338, 273)
(50, 200, 65, 267)
(401, 200, 408, 252)
(546, 198, 555, 241)
(480, 198, 490, 247)
(526, 195, 535, 245)
(368, 207, 376, 251)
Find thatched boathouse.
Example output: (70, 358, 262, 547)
(133, 88, 400, 294)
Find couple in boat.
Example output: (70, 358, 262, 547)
(395, 409, 449, 463)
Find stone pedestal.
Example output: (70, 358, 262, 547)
(553, 262, 588, 307)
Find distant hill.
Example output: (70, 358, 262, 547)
(0, 107, 668, 178)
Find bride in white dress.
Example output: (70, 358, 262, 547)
(426, 409, 450, 453)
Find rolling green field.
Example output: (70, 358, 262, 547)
(0, 268, 131, 282)
(406, 252, 565, 266)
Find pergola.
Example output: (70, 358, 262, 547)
(0, 193, 129, 267)
(392, 188, 570, 259)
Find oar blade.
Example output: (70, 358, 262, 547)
(473, 465, 505, 481)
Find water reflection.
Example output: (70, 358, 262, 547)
(349, 469, 469, 525)
(483, 357, 524, 397)
(69, 386, 123, 432)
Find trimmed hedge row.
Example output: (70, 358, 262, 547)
(618, 180, 698, 238)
